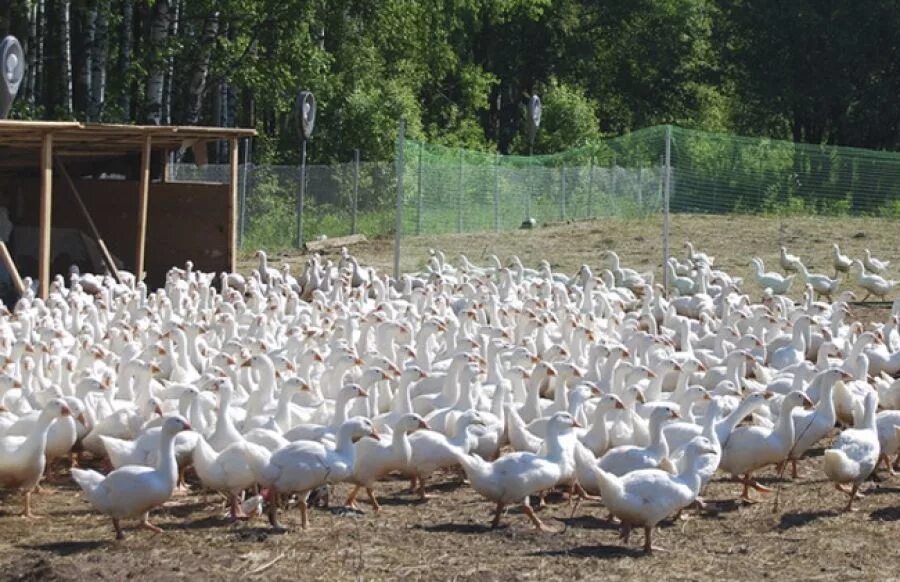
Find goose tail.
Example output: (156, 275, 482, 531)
(823, 449, 858, 483)
(71, 468, 105, 497)
(242, 441, 278, 486)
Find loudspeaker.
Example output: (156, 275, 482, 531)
(297, 91, 316, 139)
(0, 36, 25, 120)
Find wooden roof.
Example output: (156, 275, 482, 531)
(0, 121, 256, 155)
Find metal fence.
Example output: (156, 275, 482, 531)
(170, 124, 900, 284)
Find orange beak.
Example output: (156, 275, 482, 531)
(369, 431, 381, 441)
(60, 405, 71, 417)
(418, 420, 430, 430)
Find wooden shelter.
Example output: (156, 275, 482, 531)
(0, 121, 256, 298)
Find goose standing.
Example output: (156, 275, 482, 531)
(823, 391, 880, 511)
(71, 416, 192, 539)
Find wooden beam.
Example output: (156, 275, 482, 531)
(0, 242, 25, 296)
(304, 233, 367, 253)
(136, 134, 152, 282)
(228, 137, 239, 273)
(39, 132, 53, 300)
(54, 157, 123, 284)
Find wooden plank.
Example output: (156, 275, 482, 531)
(54, 157, 123, 284)
(0, 242, 25, 296)
(39, 132, 53, 300)
(228, 137, 239, 273)
(136, 134, 152, 282)
(304, 233, 367, 253)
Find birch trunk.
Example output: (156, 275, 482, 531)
(117, 0, 132, 117)
(59, 0, 73, 115)
(88, 0, 107, 120)
(184, 10, 218, 124)
(145, 0, 170, 124)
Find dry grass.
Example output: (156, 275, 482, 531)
(2, 214, 899, 580)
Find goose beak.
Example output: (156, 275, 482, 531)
(546, 368, 558, 377)
(60, 405, 71, 417)
(355, 357, 364, 366)
(670, 410, 681, 419)
(357, 388, 369, 398)
(154, 404, 164, 416)
(418, 420, 430, 430)
(703, 393, 712, 401)
(571, 419, 582, 428)
(839, 371, 853, 381)
(241, 360, 252, 368)
(636, 392, 646, 404)
(801, 395, 815, 409)
(614, 399, 625, 410)
(369, 431, 381, 441)
(183, 422, 193, 431)
(763, 391, 775, 400)
(77, 413, 87, 424)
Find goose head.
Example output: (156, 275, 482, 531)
(345, 416, 380, 442)
(161, 415, 192, 436)
(396, 413, 430, 434)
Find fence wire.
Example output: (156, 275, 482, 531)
(169, 125, 900, 261)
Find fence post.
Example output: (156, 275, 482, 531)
(662, 125, 672, 293)
(637, 161, 643, 208)
(296, 138, 307, 249)
(493, 152, 500, 232)
(393, 119, 406, 280)
(352, 149, 360, 235)
(457, 148, 463, 233)
(416, 143, 423, 235)
(560, 165, 566, 220)
(587, 154, 594, 219)
(239, 137, 251, 248)
(611, 154, 617, 201)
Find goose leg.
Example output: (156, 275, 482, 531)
(844, 484, 860, 512)
(791, 459, 799, 479)
(749, 473, 772, 493)
(522, 502, 555, 532)
(345, 485, 362, 510)
(229, 493, 248, 520)
(490, 501, 505, 528)
(416, 476, 429, 500)
(619, 524, 631, 544)
(880, 454, 895, 475)
(299, 499, 309, 529)
(139, 512, 163, 534)
(573, 482, 601, 501)
(894, 452, 900, 470)
(643, 525, 668, 554)
(267, 490, 282, 529)
(365, 487, 381, 512)
(112, 518, 125, 540)
(22, 491, 40, 519)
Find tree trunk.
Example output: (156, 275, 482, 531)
(144, 0, 170, 124)
(183, 10, 218, 124)
(26, 0, 39, 105)
(75, 3, 94, 118)
(117, 0, 132, 118)
(58, 0, 73, 115)
(88, 0, 108, 120)
(162, 0, 179, 125)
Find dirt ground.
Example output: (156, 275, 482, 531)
(0, 457, 898, 581)
(2, 214, 898, 581)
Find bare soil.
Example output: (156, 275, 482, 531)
(3, 214, 897, 581)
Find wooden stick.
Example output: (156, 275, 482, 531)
(39, 133, 53, 300)
(0, 242, 25, 296)
(135, 135, 152, 282)
(53, 157, 123, 284)
(228, 137, 239, 273)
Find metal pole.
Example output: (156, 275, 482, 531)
(637, 161, 643, 209)
(493, 152, 500, 232)
(587, 154, 594, 219)
(352, 148, 360, 235)
(416, 143, 423, 235)
(611, 154, 617, 201)
(662, 125, 672, 292)
(393, 119, 406, 280)
(457, 148, 463, 233)
(239, 137, 251, 248)
(560, 165, 566, 220)
(527, 142, 533, 220)
(296, 138, 307, 249)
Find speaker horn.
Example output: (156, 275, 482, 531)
(296, 91, 316, 139)
(0, 36, 25, 120)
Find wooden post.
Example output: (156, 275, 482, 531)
(229, 137, 239, 272)
(39, 132, 53, 300)
(135, 134, 152, 282)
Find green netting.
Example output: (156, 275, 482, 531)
(400, 126, 667, 236)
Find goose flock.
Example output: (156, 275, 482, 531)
(0, 244, 898, 556)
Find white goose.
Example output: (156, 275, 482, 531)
(824, 391, 879, 511)
(246, 417, 379, 529)
(191, 436, 260, 520)
(0, 399, 70, 517)
(850, 260, 897, 302)
(720, 390, 813, 501)
(72, 416, 192, 539)
(577, 436, 718, 554)
(454, 412, 580, 531)
(863, 248, 890, 274)
(832, 244, 852, 277)
(346, 413, 429, 511)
